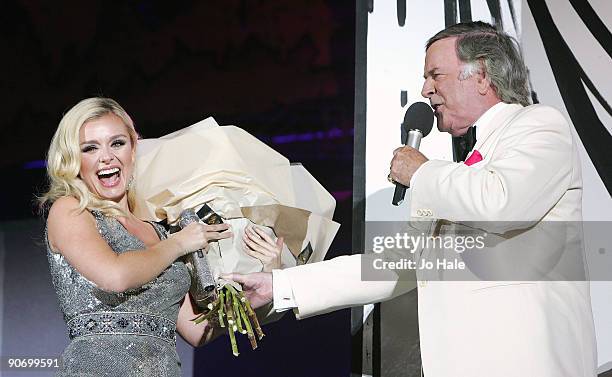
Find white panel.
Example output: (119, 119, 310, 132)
(591, 0, 612, 30)
(544, 0, 612, 134)
(521, 0, 612, 222)
(470, 1, 494, 25)
(365, 1, 447, 222)
(500, 0, 520, 39)
(522, 0, 612, 369)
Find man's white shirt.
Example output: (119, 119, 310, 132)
(272, 269, 297, 311)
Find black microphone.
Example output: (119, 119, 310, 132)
(178, 208, 216, 294)
(392, 101, 434, 206)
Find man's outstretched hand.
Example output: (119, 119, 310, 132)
(223, 272, 273, 309)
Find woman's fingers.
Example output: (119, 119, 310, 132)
(242, 233, 259, 249)
(208, 230, 233, 240)
(242, 228, 282, 272)
(244, 228, 273, 249)
(243, 233, 273, 255)
(275, 237, 284, 250)
(252, 227, 275, 245)
(204, 223, 230, 232)
(252, 228, 282, 257)
(203, 223, 232, 242)
(243, 241, 271, 262)
(244, 229, 278, 256)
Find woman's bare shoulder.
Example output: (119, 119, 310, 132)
(47, 196, 97, 252)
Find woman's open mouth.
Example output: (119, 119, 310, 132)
(97, 167, 121, 188)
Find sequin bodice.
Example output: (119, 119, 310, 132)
(47, 211, 190, 322)
(46, 210, 191, 376)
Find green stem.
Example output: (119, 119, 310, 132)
(224, 290, 239, 356)
(239, 302, 257, 349)
(232, 291, 246, 334)
(217, 289, 225, 328)
(239, 290, 264, 340)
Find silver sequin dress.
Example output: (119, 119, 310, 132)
(46, 210, 191, 377)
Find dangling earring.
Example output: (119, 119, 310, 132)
(127, 175, 134, 191)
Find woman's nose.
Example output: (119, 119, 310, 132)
(99, 148, 115, 163)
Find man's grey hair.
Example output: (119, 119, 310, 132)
(427, 21, 531, 106)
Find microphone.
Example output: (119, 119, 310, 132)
(178, 209, 216, 307)
(392, 101, 434, 206)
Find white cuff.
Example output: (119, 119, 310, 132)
(272, 269, 297, 312)
(409, 160, 428, 188)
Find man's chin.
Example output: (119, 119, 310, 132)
(446, 126, 471, 137)
(437, 124, 454, 135)
(450, 130, 469, 137)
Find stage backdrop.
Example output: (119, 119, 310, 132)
(356, 0, 611, 375)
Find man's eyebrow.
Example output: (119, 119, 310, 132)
(423, 68, 438, 79)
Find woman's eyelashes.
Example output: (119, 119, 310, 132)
(81, 145, 97, 153)
(111, 139, 127, 148)
(80, 139, 127, 153)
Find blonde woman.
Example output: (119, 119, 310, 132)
(41, 97, 280, 376)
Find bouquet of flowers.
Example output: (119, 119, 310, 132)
(131, 117, 340, 355)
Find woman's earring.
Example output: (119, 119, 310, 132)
(127, 176, 134, 191)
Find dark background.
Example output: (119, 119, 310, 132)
(1, 1, 355, 376)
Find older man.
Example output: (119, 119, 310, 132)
(229, 22, 597, 377)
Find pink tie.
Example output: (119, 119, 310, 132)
(464, 150, 483, 166)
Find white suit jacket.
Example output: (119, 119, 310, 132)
(278, 103, 597, 377)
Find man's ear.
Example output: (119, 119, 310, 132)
(476, 71, 492, 95)
(475, 60, 492, 95)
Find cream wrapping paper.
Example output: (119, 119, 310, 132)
(132, 117, 340, 278)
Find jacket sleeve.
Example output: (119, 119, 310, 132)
(281, 253, 416, 319)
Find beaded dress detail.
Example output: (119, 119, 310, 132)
(46, 210, 190, 377)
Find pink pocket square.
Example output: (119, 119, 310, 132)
(464, 150, 483, 166)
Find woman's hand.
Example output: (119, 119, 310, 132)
(172, 222, 232, 257)
(242, 226, 283, 272)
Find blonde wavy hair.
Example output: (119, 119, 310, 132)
(39, 97, 139, 217)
